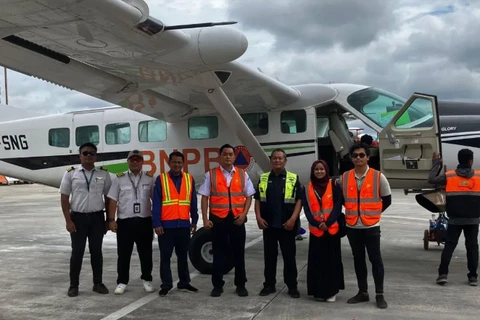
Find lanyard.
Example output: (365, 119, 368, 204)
(313, 189, 325, 222)
(82, 170, 95, 192)
(128, 172, 142, 200)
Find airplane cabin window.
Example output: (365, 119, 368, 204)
(48, 128, 70, 148)
(281, 110, 307, 134)
(346, 87, 407, 128)
(188, 116, 218, 140)
(75, 125, 99, 146)
(316, 117, 330, 137)
(105, 123, 131, 145)
(138, 120, 167, 142)
(240, 112, 268, 136)
(394, 97, 434, 129)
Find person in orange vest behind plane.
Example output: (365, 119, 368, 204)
(198, 144, 256, 298)
(339, 143, 391, 309)
(152, 151, 199, 297)
(303, 160, 345, 302)
(428, 149, 480, 286)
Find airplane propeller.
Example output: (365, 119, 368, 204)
(163, 21, 237, 31)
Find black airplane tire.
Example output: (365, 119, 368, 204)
(189, 227, 235, 275)
(423, 229, 429, 250)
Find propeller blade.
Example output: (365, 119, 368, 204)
(163, 21, 237, 31)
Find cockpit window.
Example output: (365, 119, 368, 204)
(347, 88, 407, 128)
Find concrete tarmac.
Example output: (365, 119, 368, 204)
(0, 184, 479, 320)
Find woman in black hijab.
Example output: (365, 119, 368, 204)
(302, 160, 345, 302)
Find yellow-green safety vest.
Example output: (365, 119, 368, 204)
(258, 171, 298, 204)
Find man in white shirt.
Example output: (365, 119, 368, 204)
(107, 150, 155, 295)
(59, 142, 112, 297)
(198, 144, 256, 298)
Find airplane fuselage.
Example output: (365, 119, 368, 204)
(0, 94, 479, 190)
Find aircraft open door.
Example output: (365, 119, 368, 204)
(378, 93, 441, 190)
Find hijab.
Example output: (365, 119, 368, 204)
(310, 160, 330, 197)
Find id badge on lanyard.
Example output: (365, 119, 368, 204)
(128, 172, 142, 214)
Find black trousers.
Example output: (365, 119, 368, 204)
(69, 211, 105, 287)
(263, 228, 298, 289)
(211, 213, 247, 289)
(158, 228, 191, 289)
(346, 226, 384, 294)
(116, 217, 153, 285)
(438, 224, 479, 278)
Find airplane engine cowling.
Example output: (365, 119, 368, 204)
(197, 27, 248, 65)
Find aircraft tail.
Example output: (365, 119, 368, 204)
(0, 103, 46, 123)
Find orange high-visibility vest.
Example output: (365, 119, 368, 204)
(160, 172, 192, 221)
(209, 166, 246, 218)
(305, 180, 339, 237)
(342, 169, 382, 227)
(445, 169, 480, 195)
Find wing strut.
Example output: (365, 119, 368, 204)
(198, 71, 271, 172)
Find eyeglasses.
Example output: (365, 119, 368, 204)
(352, 153, 366, 158)
(82, 151, 96, 156)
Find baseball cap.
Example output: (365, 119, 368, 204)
(127, 150, 143, 160)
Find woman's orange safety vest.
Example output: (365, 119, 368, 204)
(160, 172, 192, 221)
(209, 166, 246, 218)
(305, 180, 339, 237)
(342, 169, 382, 227)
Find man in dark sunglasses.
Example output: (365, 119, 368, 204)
(59, 142, 112, 297)
(337, 143, 392, 309)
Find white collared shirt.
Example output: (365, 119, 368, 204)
(59, 165, 112, 213)
(107, 170, 154, 219)
(198, 166, 256, 197)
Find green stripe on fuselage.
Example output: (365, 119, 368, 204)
(101, 162, 129, 173)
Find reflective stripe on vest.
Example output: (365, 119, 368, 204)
(342, 169, 382, 227)
(258, 171, 297, 204)
(305, 180, 339, 237)
(160, 172, 192, 221)
(209, 166, 246, 218)
(445, 169, 480, 196)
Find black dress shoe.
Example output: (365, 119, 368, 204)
(347, 291, 369, 304)
(93, 283, 109, 294)
(211, 287, 223, 297)
(236, 287, 249, 297)
(68, 286, 78, 297)
(259, 286, 276, 296)
(376, 295, 388, 309)
(288, 288, 300, 298)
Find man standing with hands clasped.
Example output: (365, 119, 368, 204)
(254, 149, 303, 298)
(107, 150, 155, 295)
(198, 144, 256, 297)
(152, 151, 199, 296)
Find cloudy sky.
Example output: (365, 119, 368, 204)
(0, 0, 479, 114)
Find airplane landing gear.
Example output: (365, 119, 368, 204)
(188, 227, 235, 275)
(423, 212, 448, 250)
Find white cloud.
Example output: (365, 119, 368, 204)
(0, 0, 479, 115)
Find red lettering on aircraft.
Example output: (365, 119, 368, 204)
(141, 146, 254, 175)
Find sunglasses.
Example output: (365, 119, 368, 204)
(352, 153, 366, 158)
(82, 151, 96, 156)
(128, 157, 143, 163)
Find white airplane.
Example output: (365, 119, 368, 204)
(0, 0, 478, 273)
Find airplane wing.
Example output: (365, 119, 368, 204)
(0, 0, 300, 122)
